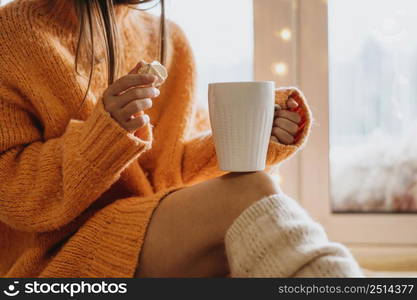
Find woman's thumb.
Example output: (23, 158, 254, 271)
(129, 60, 146, 75)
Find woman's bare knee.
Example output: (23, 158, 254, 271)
(230, 171, 277, 191)
(220, 171, 279, 201)
(218, 171, 280, 226)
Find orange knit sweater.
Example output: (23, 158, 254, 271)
(0, 0, 311, 277)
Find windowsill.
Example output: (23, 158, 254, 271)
(363, 270, 417, 278)
(349, 244, 417, 274)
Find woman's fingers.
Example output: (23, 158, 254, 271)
(105, 74, 157, 97)
(119, 98, 153, 122)
(277, 109, 301, 123)
(123, 114, 150, 132)
(129, 60, 146, 75)
(274, 117, 299, 135)
(272, 127, 294, 145)
(129, 62, 140, 75)
(116, 87, 159, 109)
(271, 95, 304, 145)
(286, 97, 298, 109)
(101, 70, 161, 133)
(108, 86, 158, 130)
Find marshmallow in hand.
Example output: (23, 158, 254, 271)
(138, 60, 168, 87)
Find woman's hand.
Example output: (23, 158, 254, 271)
(270, 97, 304, 145)
(102, 64, 160, 133)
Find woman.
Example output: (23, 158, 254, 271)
(0, 0, 361, 277)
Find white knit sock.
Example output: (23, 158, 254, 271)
(225, 192, 363, 278)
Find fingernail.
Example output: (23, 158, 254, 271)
(143, 114, 150, 123)
(153, 88, 160, 96)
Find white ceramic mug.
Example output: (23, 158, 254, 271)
(208, 81, 275, 172)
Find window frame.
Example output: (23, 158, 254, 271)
(253, 0, 301, 201)
(254, 0, 417, 269)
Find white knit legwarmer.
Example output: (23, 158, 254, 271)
(225, 192, 363, 278)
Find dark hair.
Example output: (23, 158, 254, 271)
(74, 0, 166, 114)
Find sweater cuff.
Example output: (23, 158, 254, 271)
(74, 102, 152, 174)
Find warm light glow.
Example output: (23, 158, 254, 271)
(277, 28, 292, 41)
(272, 62, 288, 76)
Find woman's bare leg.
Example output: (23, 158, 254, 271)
(136, 171, 279, 277)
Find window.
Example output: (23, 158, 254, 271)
(328, 0, 417, 213)
(280, 0, 417, 270)
(165, 0, 254, 106)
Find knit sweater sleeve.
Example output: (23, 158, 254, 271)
(0, 90, 152, 232)
(181, 88, 312, 184)
(225, 192, 363, 277)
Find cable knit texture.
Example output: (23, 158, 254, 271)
(225, 193, 363, 277)
(0, 0, 311, 277)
